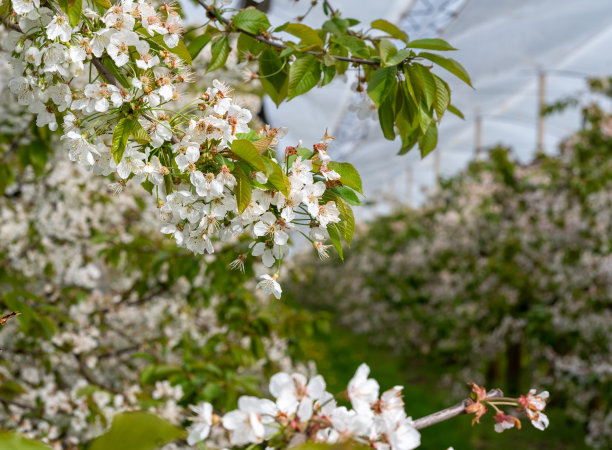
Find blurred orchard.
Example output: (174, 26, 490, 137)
(0, 0, 607, 449)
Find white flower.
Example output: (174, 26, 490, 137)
(12, 0, 40, 16)
(186, 402, 213, 445)
(256, 274, 282, 299)
(269, 372, 326, 421)
(253, 212, 289, 246)
(107, 30, 140, 67)
(47, 14, 73, 42)
(519, 389, 549, 431)
(162, 13, 183, 48)
(251, 242, 276, 268)
(347, 363, 379, 415)
(222, 396, 276, 446)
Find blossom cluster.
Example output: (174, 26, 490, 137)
(187, 363, 422, 449)
(4, 0, 356, 297)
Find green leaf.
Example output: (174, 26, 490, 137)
(378, 97, 396, 140)
(328, 162, 363, 194)
(284, 23, 323, 49)
(111, 118, 135, 164)
(432, 74, 450, 119)
(321, 64, 336, 87)
(67, 0, 82, 27)
(233, 165, 252, 214)
(322, 18, 350, 35)
(187, 32, 212, 60)
(230, 139, 266, 172)
(332, 186, 362, 206)
(323, 191, 355, 246)
(147, 33, 192, 64)
(418, 52, 472, 87)
(412, 63, 436, 109)
(367, 66, 397, 107)
(448, 104, 465, 119)
(378, 39, 397, 66)
(206, 36, 230, 73)
(288, 54, 322, 100)
(130, 120, 151, 144)
(92, 0, 111, 9)
(0, 432, 50, 449)
(259, 48, 289, 106)
(371, 19, 408, 43)
(327, 223, 343, 260)
(99, 56, 130, 88)
(405, 38, 456, 51)
(237, 33, 265, 58)
(233, 9, 270, 34)
(332, 35, 369, 58)
(419, 122, 438, 157)
(89, 412, 185, 450)
(385, 48, 412, 66)
(263, 158, 290, 196)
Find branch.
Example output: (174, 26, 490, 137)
(412, 389, 504, 430)
(76, 354, 121, 394)
(0, 395, 44, 413)
(194, 0, 380, 66)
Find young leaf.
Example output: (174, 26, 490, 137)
(371, 19, 408, 43)
(332, 35, 369, 58)
(67, 0, 82, 27)
(233, 165, 252, 214)
(288, 55, 322, 100)
(367, 66, 397, 107)
(328, 161, 363, 194)
(448, 104, 465, 119)
(92, 0, 111, 9)
(321, 64, 336, 87)
(419, 122, 438, 157)
(332, 186, 362, 206)
(206, 36, 230, 73)
(418, 52, 472, 87)
(262, 158, 290, 196)
(111, 118, 135, 164)
(130, 120, 151, 144)
(412, 63, 436, 109)
(233, 9, 270, 34)
(327, 223, 343, 260)
(405, 38, 457, 51)
(385, 48, 412, 66)
(378, 97, 396, 140)
(378, 39, 397, 66)
(323, 191, 355, 246)
(284, 23, 323, 49)
(230, 139, 266, 172)
(187, 32, 213, 60)
(432, 74, 450, 119)
(259, 48, 289, 106)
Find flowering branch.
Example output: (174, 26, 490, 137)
(413, 389, 503, 430)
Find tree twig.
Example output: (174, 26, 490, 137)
(412, 389, 504, 430)
(194, 0, 380, 66)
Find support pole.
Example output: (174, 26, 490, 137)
(537, 71, 546, 152)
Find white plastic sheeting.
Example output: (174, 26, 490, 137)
(181, 0, 612, 208)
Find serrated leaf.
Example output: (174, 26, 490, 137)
(67, 0, 82, 27)
(378, 39, 397, 66)
(328, 161, 363, 194)
(233, 165, 252, 214)
(230, 139, 266, 172)
(378, 97, 396, 140)
(130, 120, 151, 143)
(89, 412, 185, 450)
(386, 48, 412, 66)
(412, 63, 436, 109)
(111, 118, 135, 164)
(419, 122, 438, 157)
(371, 19, 408, 43)
(405, 38, 456, 51)
(206, 36, 230, 73)
(92, 0, 111, 9)
(262, 158, 290, 196)
(367, 66, 397, 107)
(331, 186, 362, 206)
(233, 9, 270, 34)
(187, 31, 212, 60)
(448, 104, 465, 119)
(323, 191, 354, 246)
(432, 74, 450, 119)
(288, 54, 322, 100)
(332, 35, 369, 58)
(418, 52, 472, 87)
(327, 223, 343, 260)
(284, 23, 323, 49)
(259, 48, 289, 106)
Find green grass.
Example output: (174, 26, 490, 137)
(301, 328, 588, 449)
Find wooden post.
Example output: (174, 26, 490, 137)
(537, 71, 546, 152)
